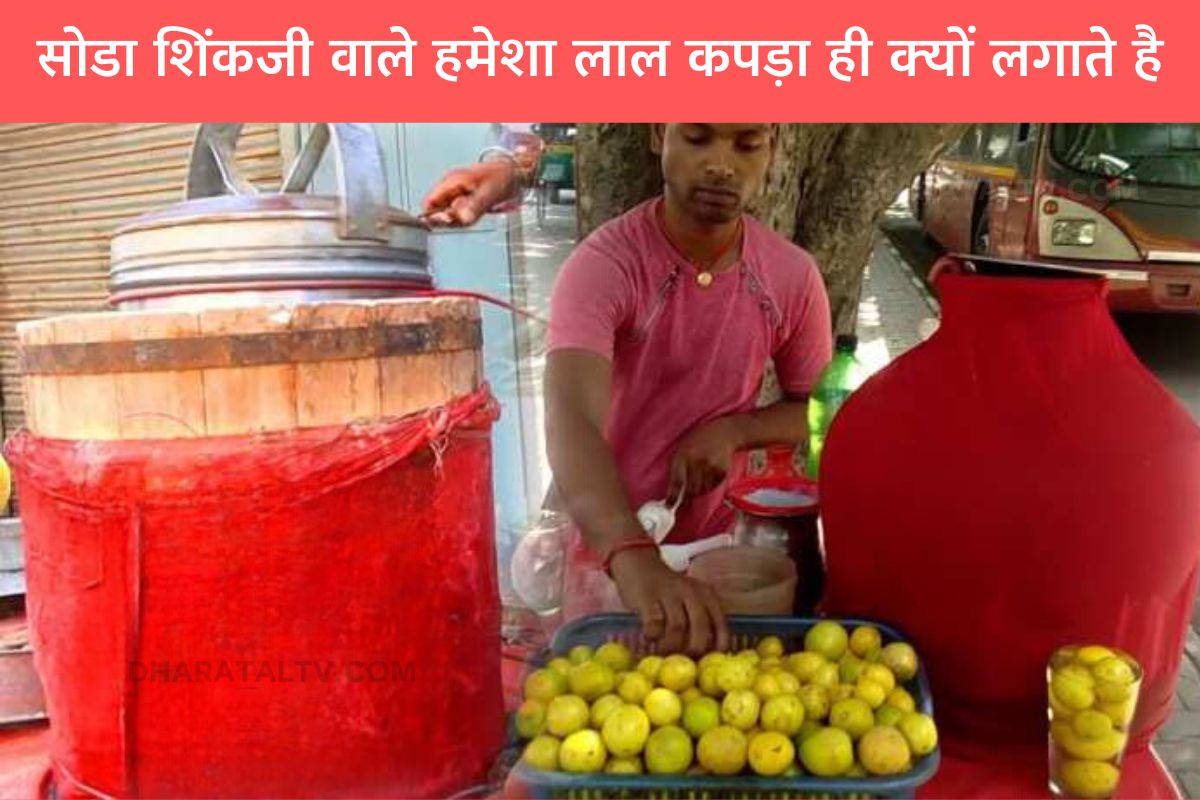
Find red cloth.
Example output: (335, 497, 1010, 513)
(7, 387, 505, 799)
(821, 272, 1200, 763)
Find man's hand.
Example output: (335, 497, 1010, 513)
(421, 159, 518, 228)
(668, 416, 745, 498)
(609, 547, 729, 655)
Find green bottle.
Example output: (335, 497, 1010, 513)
(806, 334, 866, 479)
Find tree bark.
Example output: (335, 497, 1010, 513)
(574, 123, 968, 333)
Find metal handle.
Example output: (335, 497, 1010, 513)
(185, 123, 391, 242)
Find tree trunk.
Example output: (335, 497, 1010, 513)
(574, 123, 968, 333)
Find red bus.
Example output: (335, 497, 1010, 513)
(912, 123, 1200, 312)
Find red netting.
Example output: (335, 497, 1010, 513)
(6, 385, 504, 799)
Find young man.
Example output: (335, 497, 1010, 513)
(546, 123, 833, 654)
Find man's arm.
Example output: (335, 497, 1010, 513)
(669, 399, 808, 497)
(546, 349, 729, 655)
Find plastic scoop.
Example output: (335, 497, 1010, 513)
(660, 533, 733, 572)
(636, 486, 685, 544)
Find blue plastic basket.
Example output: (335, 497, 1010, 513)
(510, 614, 940, 799)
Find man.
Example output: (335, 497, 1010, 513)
(421, 128, 533, 227)
(545, 123, 833, 654)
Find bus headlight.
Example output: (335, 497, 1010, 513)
(1051, 219, 1098, 246)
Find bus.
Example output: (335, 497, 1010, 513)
(911, 123, 1200, 312)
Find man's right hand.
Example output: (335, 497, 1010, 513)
(609, 547, 730, 656)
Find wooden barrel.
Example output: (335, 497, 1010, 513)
(16, 297, 482, 440)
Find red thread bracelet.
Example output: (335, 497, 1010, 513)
(601, 537, 660, 577)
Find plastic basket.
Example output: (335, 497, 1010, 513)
(509, 614, 940, 799)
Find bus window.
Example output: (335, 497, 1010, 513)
(1051, 123, 1200, 189)
(950, 125, 983, 160)
(982, 124, 1015, 163)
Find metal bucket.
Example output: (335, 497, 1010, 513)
(109, 123, 432, 310)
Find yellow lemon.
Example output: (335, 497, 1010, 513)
(850, 626, 884, 659)
(644, 725, 693, 774)
(886, 687, 917, 714)
(547, 657, 573, 678)
(898, 712, 939, 757)
(559, 729, 607, 773)
(1092, 657, 1137, 687)
(798, 685, 831, 722)
(748, 731, 795, 776)
(839, 653, 866, 684)
(683, 696, 722, 738)
(568, 645, 594, 665)
(829, 697, 874, 740)
(761, 694, 805, 736)
(696, 725, 748, 775)
(1051, 666, 1096, 711)
(829, 683, 856, 704)
(524, 668, 568, 703)
(1076, 646, 1115, 667)
(1073, 709, 1114, 741)
(858, 725, 913, 775)
(601, 704, 651, 758)
(515, 699, 547, 739)
(863, 664, 897, 695)
(717, 658, 757, 693)
(590, 694, 624, 728)
(699, 666, 725, 698)
(776, 672, 801, 694)
(1051, 720, 1126, 761)
(1056, 759, 1121, 799)
(799, 726, 855, 777)
(880, 643, 919, 683)
(546, 694, 590, 737)
(521, 734, 560, 771)
(805, 621, 850, 661)
(721, 689, 762, 731)
(605, 756, 643, 774)
(875, 704, 905, 728)
(754, 672, 785, 701)
(595, 641, 634, 673)
(659, 655, 698, 692)
(618, 671, 654, 705)
(637, 655, 664, 682)
(811, 662, 840, 691)
(786, 652, 827, 682)
(757, 636, 786, 659)
(644, 687, 683, 727)
(568, 660, 616, 702)
(856, 679, 888, 710)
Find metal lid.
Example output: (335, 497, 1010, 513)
(110, 123, 432, 309)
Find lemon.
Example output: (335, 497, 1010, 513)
(644, 687, 683, 727)
(594, 641, 634, 672)
(805, 621, 850, 661)
(717, 659, 756, 693)
(1092, 657, 1136, 687)
(659, 655, 698, 692)
(875, 705, 904, 728)
(850, 626, 883, 659)
(645, 725, 693, 774)
(761, 694, 805, 736)
(858, 725, 913, 775)
(758, 636, 786, 659)
(880, 643, 919, 682)
(798, 685, 831, 721)
(559, 729, 607, 773)
(1051, 720, 1126, 761)
(748, 731, 795, 776)
(862, 664, 897, 694)
(886, 687, 916, 714)
(1097, 697, 1137, 727)
(1050, 687, 1079, 720)
(636, 655, 664, 683)
(524, 668, 567, 703)
(856, 679, 888, 710)
(1076, 646, 1115, 666)
(698, 652, 728, 672)
(1094, 680, 1133, 704)
(760, 657, 784, 671)
(776, 672, 801, 695)
(601, 704, 651, 757)
(753, 672, 785, 701)
(796, 718, 823, 743)
(590, 694, 624, 728)
(829, 684, 856, 704)
(898, 712, 939, 757)
(521, 734, 561, 771)
(681, 687, 703, 705)
(737, 649, 762, 666)
(699, 666, 725, 698)
(721, 689, 762, 731)
(830, 698, 874, 740)
(1052, 666, 1096, 711)
(682, 696, 721, 738)
(515, 699, 547, 738)
(839, 653, 866, 684)
(547, 657, 573, 678)
(1073, 709, 1114, 741)
(1056, 759, 1121, 799)
(697, 725, 748, 775)
(618, 672, 654, 705)
(569, 661, 616, 701)
(799, 727, 855, 777)
(546, 694, 590, 737)
(568, 645, 594, 665)
(605, 756, 643, 774)
(786, 652, 827, 682)
(812, 663, 840, 691)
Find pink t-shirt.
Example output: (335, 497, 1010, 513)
(548, 197, 833, 545)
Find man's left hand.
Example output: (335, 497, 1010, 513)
(668, 417, 745, 498)
(421, 160, 518, 228)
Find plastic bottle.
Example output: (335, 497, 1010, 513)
(806, 334, 866, 479)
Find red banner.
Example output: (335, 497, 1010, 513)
(1, 0, 1193, 121)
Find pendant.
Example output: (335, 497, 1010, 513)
(696, 271, 714, 288)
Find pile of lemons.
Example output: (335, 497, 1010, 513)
(1048, 644, 1142, 800)
(516, 621, 938, 780)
